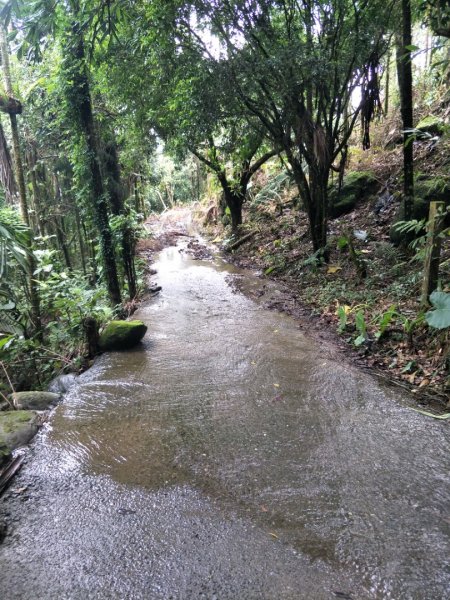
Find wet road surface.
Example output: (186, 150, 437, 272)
(0, 240, 449, 599)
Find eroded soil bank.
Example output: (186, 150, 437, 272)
(0, 230, 449, 599)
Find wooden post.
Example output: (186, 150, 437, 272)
(421, 201, 445, 307)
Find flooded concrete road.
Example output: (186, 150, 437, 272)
(1, 240, 449, 599)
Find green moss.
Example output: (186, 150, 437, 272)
(329, 171, 378, 218)
(0, 442, 10, 466)
(416, 115, 445, 136)
(0, 410, 39, 453)
(99, 320, 148, 352)
(0, 410, 34, 433)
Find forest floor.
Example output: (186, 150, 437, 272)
(196, 130, 450, 411)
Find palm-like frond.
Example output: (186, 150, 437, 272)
(0, 207, 30, 277)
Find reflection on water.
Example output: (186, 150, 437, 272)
(10, 242, 450, 598)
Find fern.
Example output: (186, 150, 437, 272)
(0, 310, 24, 335)
(251, 171, 292, 206)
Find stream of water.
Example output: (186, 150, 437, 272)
(0, 240, 449, 599)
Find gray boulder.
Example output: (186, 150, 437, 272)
(10, 391, 60, 411)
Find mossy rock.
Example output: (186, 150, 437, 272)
(390, 176, 450, 245)
(10, 391, 60, 411)
(329, 171, 379, 218)
(0, 410, 40, 453)
(99, 320, 148, 352)
(416, 115, 445, 137)
(0, 442, 10, 467)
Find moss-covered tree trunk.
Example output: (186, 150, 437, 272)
(74, 204, 87, 275)
(62, 23, 121, 306)
(104, 142, 137, 299)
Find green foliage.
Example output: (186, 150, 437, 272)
(425, 291, 450, 330)
(0, 208, 31, 337)
(0, 207, 30, 277)
(337, 304, 349, 334)
(336, 302, 403, 347)
(354, 310, 368, 347)
(374, 305, 397, 341)
(393, 218, 426, 238)
(251, 172, 292, 206)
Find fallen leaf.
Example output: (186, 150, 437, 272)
(411, 409, 450, 420)
(327, 265, 342, 274)
(269, 532, 279, 539)
(418, 378, 430, 388)
(273, 383, 280, 388)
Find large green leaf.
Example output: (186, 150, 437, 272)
(425, 291, 450, 330)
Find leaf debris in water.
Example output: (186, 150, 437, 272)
(411, 408, 450, 420)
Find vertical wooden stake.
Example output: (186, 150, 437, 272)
(421, 201, 445, 307)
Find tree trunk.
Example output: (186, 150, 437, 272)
(285, 149, 328, 253)
(219, 174, 244, 231)
(63, 24, 121, 306)
(396, 0, 414, 220)
(56, 217, 73, 271)
(74, 205, 87, 275)
(104, 142, 137, 299)
(309, 169, 329, 253)
(384, 49, 391, 115)
(53, 174, 72, 270)
(0, 118, 17, 204)
(229, 197, 243, 230)
(0, 25, 41, 336)
(26, 147, 45, 237)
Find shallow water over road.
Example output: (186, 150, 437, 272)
(1, 242, 449, 599)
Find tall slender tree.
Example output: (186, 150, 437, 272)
(60, 19, 121, 305)
(396, 0, 414, 221)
